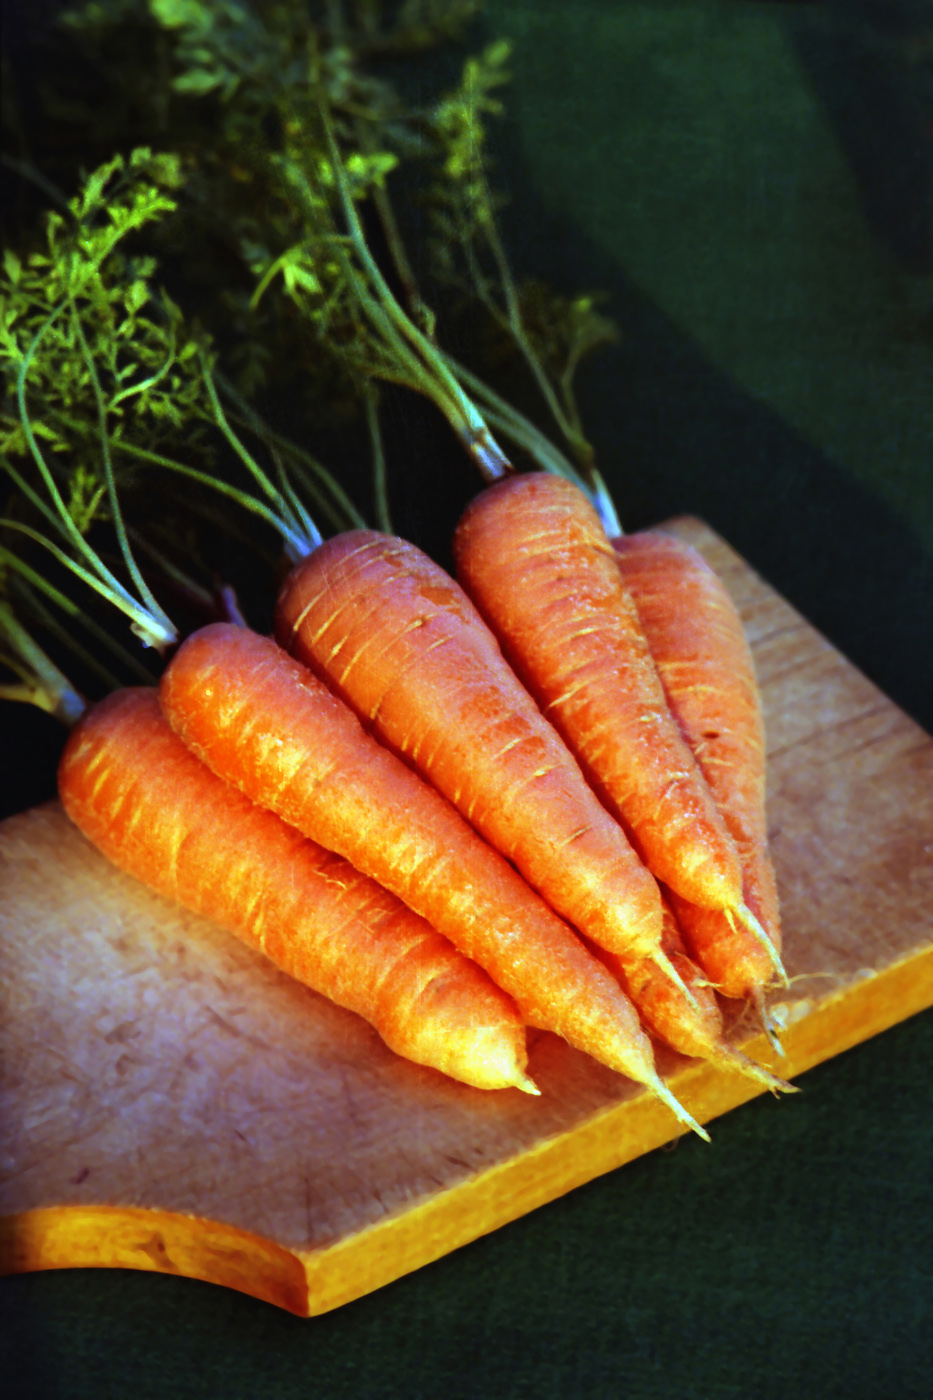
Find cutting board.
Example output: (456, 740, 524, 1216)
(2, 518, 932, 1317)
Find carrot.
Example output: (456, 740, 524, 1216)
(57, 687, 537, 1094)
(613, 529, 782, 1011)
(273, 532, 691, 982)
(595, 900, 794, 1093)
(159, 622, 704, 1132)
(452, 474, 782, 982)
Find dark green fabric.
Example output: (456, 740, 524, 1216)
(2, 3, 932, 1396)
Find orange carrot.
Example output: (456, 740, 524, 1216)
(159, 622, 703, 1131)
(452, 474, 781, 987)
(274, 532, 680, 975)
(613, 529, 781, 1008)
(57, 687, 536, 1093)
(595, 900, 793, 1093)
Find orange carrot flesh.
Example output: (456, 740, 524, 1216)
(613, 530, 781, 1001)
(273, 531, 664, 966)
(158, 623, 673, 1100)
(452, 474, 744, 913)
(57, 687, 534, 1093)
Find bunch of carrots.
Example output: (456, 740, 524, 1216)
(2, 12, 791, 1140)
(58, 465, 792, 1143)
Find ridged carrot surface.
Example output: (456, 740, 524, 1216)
(273, 532, 664, 965)
(57, 687, 534, 1093)
(613, 530, 781, 1002)
(158, 623, 676, 1102)
(452, 474, 744, 914)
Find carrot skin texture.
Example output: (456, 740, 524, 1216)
(57, 688, 534, 1093)
(274, 531, 664, 966)
(613, 530, 781, 1000)
(159, 623, 666, 1093)
(452, 474, 744, 912)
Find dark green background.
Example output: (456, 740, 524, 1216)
(2, 3, 932, 1396)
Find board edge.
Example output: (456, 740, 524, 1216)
(5, 941, 929, 1317)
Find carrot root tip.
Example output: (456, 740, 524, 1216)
(732, 902, 788, 986)
(515, 1072, 542, 1096)
(715, 1047, 798, 1096)
(650, 949, 701, 1011)
(750, 987, 786, 1057)
(649, 1077, 711, 1143)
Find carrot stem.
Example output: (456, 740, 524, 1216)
(364, 388, 392, 533)
(199, 353, 322, 559)
(0, 516, 176, 652)
(324, 121, 501, 453)
(440, 353, 585, 486)
(279, 119, 513, 485)
(71, 305, 176, 638)
(588, 468, 622, 539)
(11, 311, 178, 653)
(0, 543, 156, 685)
(5, 573, 144, 694)
(106, 440, 310, 550)
(437, 355, 621, 538)
(212, 372, 366, 532)
(0, 600, 86, 724)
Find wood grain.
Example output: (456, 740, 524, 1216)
(1, 519, 931, 1316)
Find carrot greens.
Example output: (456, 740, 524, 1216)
(2, 0, 628, 712)
(0, 148, 356, 711)
(45, 1, 617, 493)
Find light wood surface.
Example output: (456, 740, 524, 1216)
(2, 519, 931, 1316)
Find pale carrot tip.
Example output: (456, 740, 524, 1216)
(650, 1077, 711, 1143)
(734, 902, 789, 986)
(650, 949, 700, 1011)
(714, 1048, 798, 1096)
(515, 1072, 542, 1096)
(751, 987, 786, 1058)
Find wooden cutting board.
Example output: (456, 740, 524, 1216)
(2, 518, 932, 1317)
